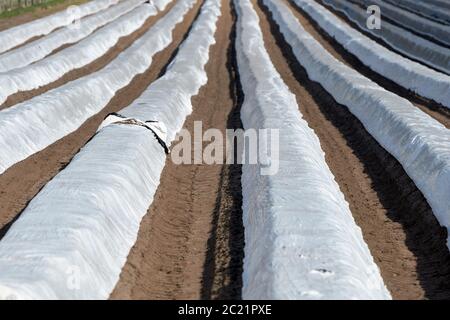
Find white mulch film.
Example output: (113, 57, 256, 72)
(0, 0, 448, 302)
(383, 0, 450, 24)
(0, 1, 158, 105)
(0, 0, 119, 55)
(356, 0, 450, 46)
(235, 0, 390, 300)
(0, 0, 148, 73)
(0, 0, 221, 300)
(322, 0, 450, 75)
(291, 0, 450, 109)
(0, 0, 196, 175)
(426, 0, 450, 12)
(264, 0, 450, 253)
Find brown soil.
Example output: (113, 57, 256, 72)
(0, 2, 177, 110)
(258, 0, 450, 300)
(0, 0, 204, 239)
(110, 0, 244, 300)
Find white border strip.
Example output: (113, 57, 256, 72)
(0, 0, 119, 55)
(292, 0, 450, 109)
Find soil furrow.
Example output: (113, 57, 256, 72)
(0, 0, 204, 241)
(110, 0, 244, 300)
(258, 0, 450, 300)
(288, 0, 450, 130)
(0, 1, 177, 110)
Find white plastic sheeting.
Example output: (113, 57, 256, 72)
(152, 0, 172, 10)
(235, 0, 389, 300)
(265, 0, 450, 251)
(292, 0, 450, 108)
(322, 0, 450, 74)
(427, 0, 450, 12)
(0, 0, 145, 73)
(0, 0, 197, 175)
(355, 0, 450, 46)
(0, 0, 220, 300)
(384, 0, 450, 24)
(0, 0, 119, 55)
(0, 3, 157, 105)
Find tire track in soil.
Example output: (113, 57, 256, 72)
(0, 1, 177, 110)
(0, 0, 204, 240)
(110, 0, 244, 300)
(289, 0, 450, 129)
(258, 0, 450, 300)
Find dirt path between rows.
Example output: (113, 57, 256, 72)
(309, 0, 450, 129)
(0, 2, 177, 110)
(0, 0, 204, 240)
(259, 0, 450, 300)
(110, 0, 244, 300)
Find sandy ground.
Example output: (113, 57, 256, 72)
(110, 0, 245, 300)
